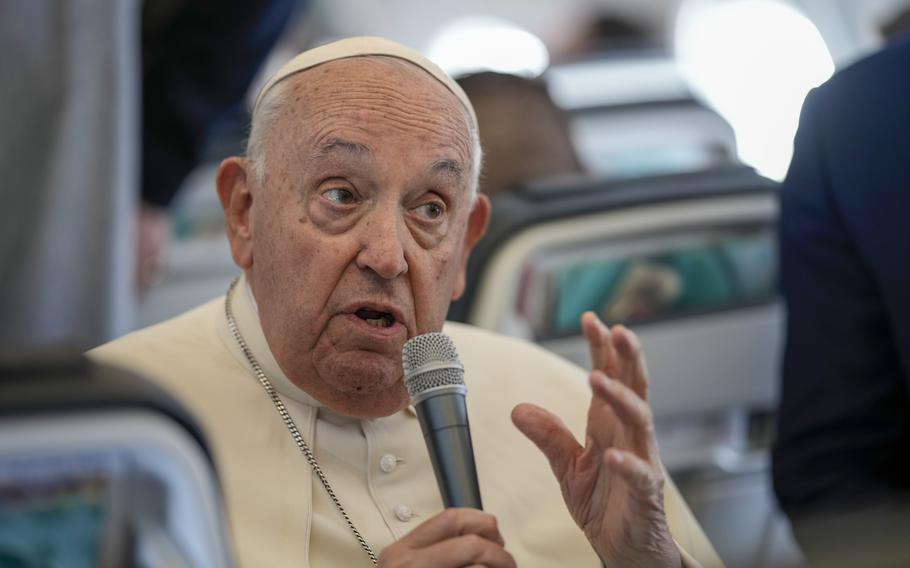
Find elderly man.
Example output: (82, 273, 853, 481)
(91, 37, 721, 567)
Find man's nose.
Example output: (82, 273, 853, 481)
(355, 211, 409, 280)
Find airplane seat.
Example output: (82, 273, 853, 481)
(450, 164, 779, 421)
(0, 352, 233, 568)
(448, 165, 800, 566)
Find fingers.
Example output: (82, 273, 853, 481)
(610, 325, 649, 400)
(379, 509, 516, 568)
(582, 311, 619, 378)
(591, 372, 651, 432)
(400, 508, 504, 549)
(591, 372, 657, 459)
(581, 311, 649, 400)
(604, 448, 665, 502)
(511, 403, 582, 480)
(418, 535, 517, 568)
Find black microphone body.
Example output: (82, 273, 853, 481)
(414, 387, 483, 509)
(403, 333, 483, 510)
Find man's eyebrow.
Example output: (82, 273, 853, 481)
(429, 158, 465, 183)
(312, 138, 372, 160)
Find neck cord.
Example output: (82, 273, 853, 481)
(224, 277, 378, 566)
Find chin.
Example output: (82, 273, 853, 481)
(317, 356, 409, 417)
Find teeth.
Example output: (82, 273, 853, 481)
(357, 309, 395, 328)
(365, 318, 391, 328)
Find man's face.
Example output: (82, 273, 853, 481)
(227, 57, 488, 418)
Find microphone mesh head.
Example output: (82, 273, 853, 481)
(402, 332, 464, 398)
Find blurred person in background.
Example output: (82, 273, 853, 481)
(138, 0, 296, 291)
(772, 30, 910, 568)
(455, 71, 584, 199)
(560, 12, 660, 59)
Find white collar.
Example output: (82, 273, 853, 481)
(226, 273, 325, 408)
(221, 273, 416, 421)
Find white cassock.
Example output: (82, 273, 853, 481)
(90, 274, 723, 567)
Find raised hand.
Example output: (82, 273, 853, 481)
(512, 311, 681, 568)
(378, 508, 516, 568)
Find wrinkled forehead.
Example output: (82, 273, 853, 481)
(290, 56, 473, 153)
(293, 56, 468, 119)
(254, 36, 477, 130)
(266, 57, 477, 183)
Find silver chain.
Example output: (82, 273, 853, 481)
(224, 277, 379, 566)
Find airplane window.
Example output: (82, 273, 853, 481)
(516, 224, 776, 340)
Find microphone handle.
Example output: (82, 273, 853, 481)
(414, 391, 483, 510)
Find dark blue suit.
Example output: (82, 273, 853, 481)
(141, 0, 297, 207)
(772, 37, 910, 564)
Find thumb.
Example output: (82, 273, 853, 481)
(511, 403, 582, 480)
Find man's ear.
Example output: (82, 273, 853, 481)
(452, 193, 491, 300)
(216, 157, 255, 269)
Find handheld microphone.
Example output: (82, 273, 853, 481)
(402, 332, 483, 510)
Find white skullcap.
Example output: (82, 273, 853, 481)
(253, 36, 477, 129)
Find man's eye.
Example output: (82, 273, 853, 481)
(416, 202, 444, 220)
(323, 188, 356, 205)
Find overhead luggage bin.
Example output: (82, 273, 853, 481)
(547, 52, 739, 178)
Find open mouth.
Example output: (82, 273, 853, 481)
(355, 308, 396, 328)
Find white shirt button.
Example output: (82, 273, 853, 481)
(379, 454, 398, 473)
(394, 504, 413, 522)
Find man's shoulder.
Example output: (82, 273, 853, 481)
(445, 321, 581, 366)
(811, 37, 910, 119)
(837, 36, 910, 88)
(90, 296, 225, 363)
(442, 322, 591, 438)
(443, 321, 589, 392)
